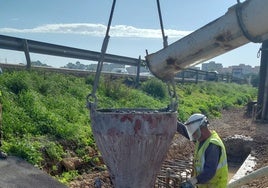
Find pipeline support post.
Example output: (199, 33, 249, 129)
(23, 39, 31, 70)
(135, 56, 141, 87)
(257, 40, 268, 121)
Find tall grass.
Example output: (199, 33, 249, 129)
(0, 71, 257, 181)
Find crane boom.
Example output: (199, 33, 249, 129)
(146, 0, 268, 80)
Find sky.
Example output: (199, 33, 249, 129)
(0, 0, 262, 68)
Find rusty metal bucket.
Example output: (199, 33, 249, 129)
(90, 108, 177, 188)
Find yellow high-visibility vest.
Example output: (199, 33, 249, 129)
(194, 131, 228, 188)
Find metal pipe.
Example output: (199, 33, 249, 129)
(146, 0, 268, 80)
(259, 41, 268, 120)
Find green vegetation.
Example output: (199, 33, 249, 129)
(176, 82, 256, 121)
(0, 70, 257, 184)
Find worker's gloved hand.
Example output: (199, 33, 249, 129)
(180, 177, 197, 188)
(180, 181, 194, 188)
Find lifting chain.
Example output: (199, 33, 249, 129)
(87, 0, 116, 110)
(167, 79, 178, 112)
(156, 0, 168, 48)
(157, 0, 178, 112)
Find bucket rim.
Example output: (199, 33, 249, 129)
(92, 107, 177, 114)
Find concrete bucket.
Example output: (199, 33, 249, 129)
(90, 108, 177, 188)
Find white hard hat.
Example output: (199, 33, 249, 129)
(184, 113, 208, 141)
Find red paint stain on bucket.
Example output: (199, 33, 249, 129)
(107, 127, 122, 137)
(120, 115, 133, 123)
(134, 119, 142, 134)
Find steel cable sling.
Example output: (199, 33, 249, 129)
(156, 0, 178, 112)
(87, 0, 178, 112)
(87, 0, 116, 109)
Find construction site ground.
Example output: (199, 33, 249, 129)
(1, 107, 266, 188)
(68, 107, 268, 188)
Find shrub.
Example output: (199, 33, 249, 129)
(2, 136, 43, 165)
(57, 170, 79, 185)
(141, 78, 168, 99)
(101, 78, 130, 100)
(4, 72, 30, 94)
(44, 142, 65, 161)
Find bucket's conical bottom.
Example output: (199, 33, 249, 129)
(90, 108, 177, 188)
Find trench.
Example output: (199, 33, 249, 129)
(224, 135, 255, 182)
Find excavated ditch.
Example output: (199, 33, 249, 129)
(223, 135, 255, 181)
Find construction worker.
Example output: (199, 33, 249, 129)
(177, 113, 228, 188)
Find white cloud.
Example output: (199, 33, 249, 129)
(0, 23, 191, 39)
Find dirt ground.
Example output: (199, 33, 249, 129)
(212, 108, 268, 188)
(68, 107, 268, 188)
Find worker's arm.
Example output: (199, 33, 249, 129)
(177, 121, 190, 140)
(196, 143, 221, 184)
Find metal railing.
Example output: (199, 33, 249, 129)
(0, 34, 145, 67)
(0, 34, 240, 84)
